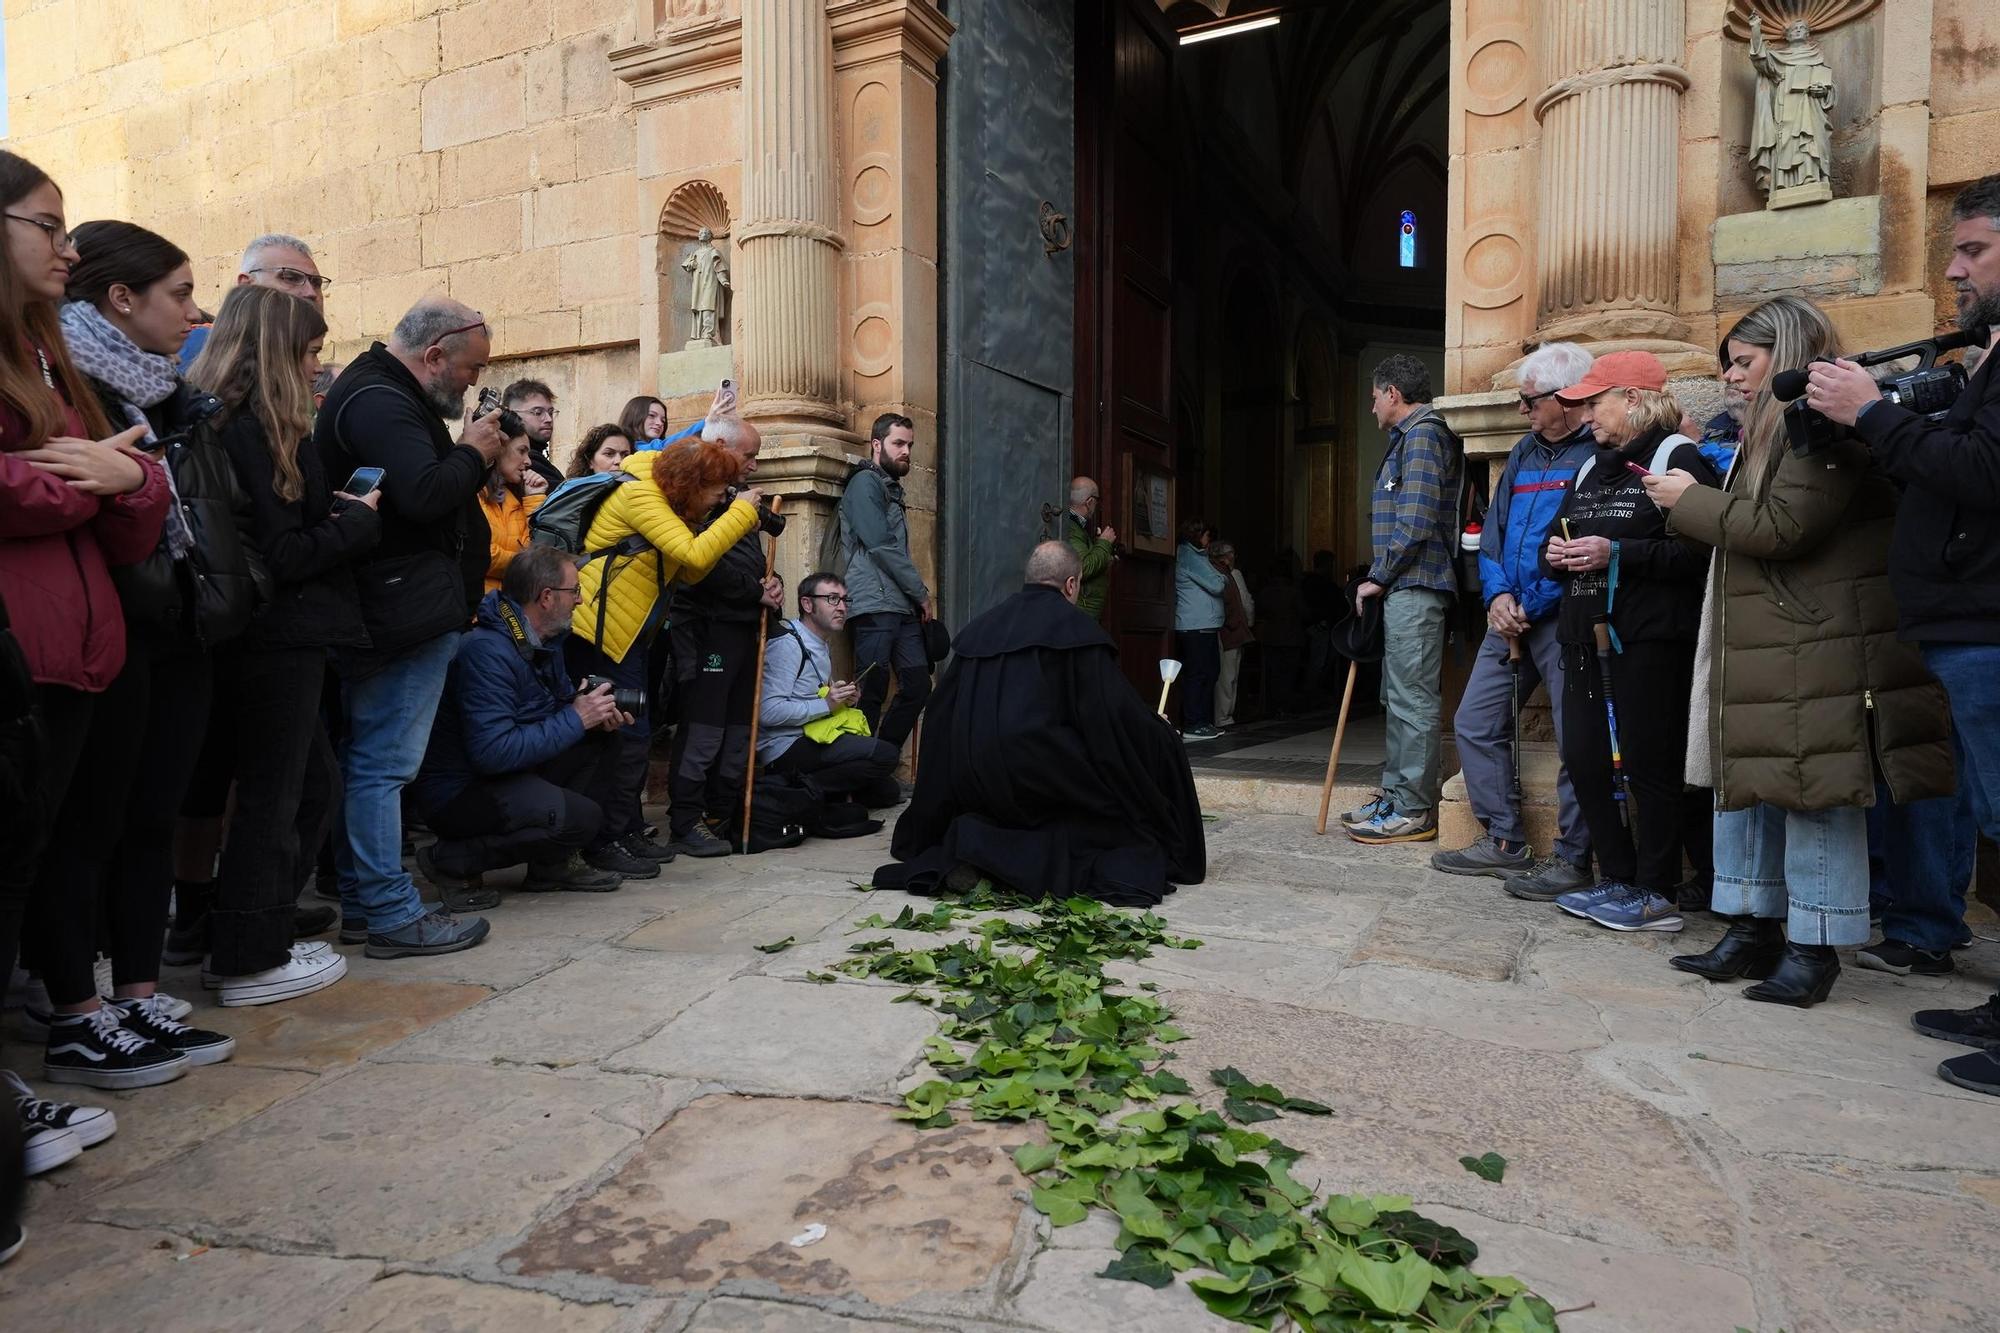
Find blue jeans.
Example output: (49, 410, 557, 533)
(334, 632, 459, 933)
(1922, 643, 2000, 843)
(1711, 802, 1871, 946)
(1870, 777, 1976, 952)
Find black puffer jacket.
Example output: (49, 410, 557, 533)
(97, 381, 268, 645)
(669, 494, 784, 681)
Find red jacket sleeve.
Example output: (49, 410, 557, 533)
(89, 455, 171, 566)
(0, 447, 103, 539)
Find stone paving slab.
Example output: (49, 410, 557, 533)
(173, 974, 490, 1072)
(1143, 876, 1387, 949)
(298, 1272, 675, 1332)
(1350, 900, 1531, 981)
(1325, 961, 1609, 1054)
(619, 892, 862, 955)
(1005, 1249, 1231, 1332)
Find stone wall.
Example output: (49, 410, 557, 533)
(3, 0, 648, 466)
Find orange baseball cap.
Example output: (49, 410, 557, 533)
(1554, 349, 1668, 403)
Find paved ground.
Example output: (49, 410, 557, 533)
(5, 809, 1998, 1332)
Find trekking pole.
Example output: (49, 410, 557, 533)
(1507, 636, 1524, 804)
(1590, 619, 1635, 828)
(739, 496, 784, 853)
(1313, 657, 1361, 835)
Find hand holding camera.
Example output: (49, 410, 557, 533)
(575, 675, 644, 731)
(1780, 324, 1989, 451)
(464, 386, 521, 464)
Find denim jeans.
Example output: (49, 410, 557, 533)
(1379, 588, 1451, 815)
(1870, 777, 1976, 953)
(1452, 621, 1588, 862)
(1711, 802, 1871, 946)
(334, 631, 459, 933)
(1922, 643, 2000, 844)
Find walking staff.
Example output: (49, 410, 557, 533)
(739, 496, 783, 852)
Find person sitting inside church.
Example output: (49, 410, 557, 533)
(758, 572, 902, 807)
(410, 545, 634, 907)
(874, 541, 1206, 907)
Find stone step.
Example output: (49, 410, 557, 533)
(1438, 741, 1565, 853)
(1194, 773, 1376, 820)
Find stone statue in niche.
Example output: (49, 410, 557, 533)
(681, 227, 730, 348)
(1748, 21, 1837, 209)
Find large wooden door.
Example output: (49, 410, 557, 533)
(1075, 0, 1176, 700)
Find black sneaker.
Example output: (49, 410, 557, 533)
(672, 823, 734, 859)
(521, 852, 623, 893)
(104, 994, 236, 1066)
(43, 1007, 191, 1090)
(1503, 854, 1593, 902)
(161, 915, 209, 967)
(1912, 993, 2000, 1050)
(340, 916, 369, 946)
(416, 844, 500, 912)
(1674, 875, 1713, 914)
(1938, 1050, 2000, 1097)
(313, 867, 340, 902)
(585, 842, 659, 879)
(8, 1068, 116, 1154)
(621, 831, 677, 863)
(294, 903, 338, 938)
(1857, 939, 1954, 976)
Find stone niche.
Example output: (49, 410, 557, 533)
(1712, 194, 1883, 302)
(657, 179, 736, 398)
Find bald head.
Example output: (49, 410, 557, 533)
(387, 296, 490, 420)
(1026, 541, 1083, 601)
(703, 414, 763, 474)
(1069, 476, 1099, 508)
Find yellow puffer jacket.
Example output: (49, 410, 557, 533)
(479, 487, 545, 593)
(570, 451, 759, 662)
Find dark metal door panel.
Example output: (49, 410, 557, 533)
(954, 361, 1068, 616)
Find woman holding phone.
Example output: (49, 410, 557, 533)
(176, 284, 379, 1006)
(478, 418, 545, 592)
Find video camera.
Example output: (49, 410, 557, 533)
(473, 386, 525, 439)
(1772, 324, 1988, 455)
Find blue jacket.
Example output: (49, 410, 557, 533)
(1173, 540, 1226, 631)
(413, 590, 585, 810)
(1478, 425, 1595, 623)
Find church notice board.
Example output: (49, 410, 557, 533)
(1125, 456, 1174, 556)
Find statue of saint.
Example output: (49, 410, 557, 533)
(1748, 21, 1837, 208)
(681, 227, 730, 347)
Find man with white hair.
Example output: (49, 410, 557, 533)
(1063, 475, 1118, 620)
(1431, 341, 1597, 894)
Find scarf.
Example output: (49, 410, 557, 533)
(59, 301, 193, 558)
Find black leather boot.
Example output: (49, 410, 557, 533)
(1742, 942, 1841, 1008)
(1671, 917, 1782, 981)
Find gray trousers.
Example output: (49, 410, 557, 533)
(1452, 622, 1590, 863)
(1379, 588, 1452, 815)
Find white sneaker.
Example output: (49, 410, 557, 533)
(21, 1124, 79, 1176)
(207, 944, 347, 1008)
(199, 939, 335, 990)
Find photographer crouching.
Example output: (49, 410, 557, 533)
(1802, 173, 2000, 1093)
(409, 546, 633, 904)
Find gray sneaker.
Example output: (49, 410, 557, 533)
(1431, 835, 1532, 879)
(1348, 807, 1438, 845)
(364, 910, 491, 960)
(1503, 854, 1594, 902)
(1340, 794, 1390, 828)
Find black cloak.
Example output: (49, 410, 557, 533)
(874, 584, 1205, 906)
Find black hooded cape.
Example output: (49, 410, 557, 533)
(874, 584, 1205, 906)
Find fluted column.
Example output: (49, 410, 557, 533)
(738, 0, 845, 427)
(1531, 0, 1693, 346)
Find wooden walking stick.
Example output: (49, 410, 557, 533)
(1313, 658, 1361, 836)
(739, 496, 783, 853)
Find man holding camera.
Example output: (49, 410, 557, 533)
(411, 546, 630, 900)
(1806, 173, 2000, 1096)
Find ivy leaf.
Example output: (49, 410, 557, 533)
(1013, 1142, 1061, 1174)
(1150, 1070, 1192, 1095)
(1338, 1250, 1436, 1316)
(803, 971, 837, 984)
(1099, 1246, 1175, 1288)
(1320, 1194, 1378, 1235)
(1032, 1188, 1089, 1227)
(1223, 1095, 1279, 1125)
(753, 936, 796, 953)
(1209, 1066, 1250, 1089)
(1459, 1151, 1508, 1183)
(1377, 1210, 1480, 1266)
(1281, 1096, 1333, 1115)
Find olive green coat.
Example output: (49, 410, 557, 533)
(1669, 436, 1954, 812)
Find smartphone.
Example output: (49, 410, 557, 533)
(341, 466, 385, 495)
(1624, 461, 1653, 478)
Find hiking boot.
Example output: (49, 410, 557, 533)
(1430, 835, 1531, 879)
(1347, 807, 1437, 845)
(43, 1007, 190, 1090)
(416, 843, 499, 912)
(1504, 854, 1593, 902)
(104, 994, 236, 1066)
(1580, 885, 1683, 933)
(1857, 939, 1954, 977)
(364, 909, 491, 960)
(1555, 882, 1629, 919)
(294, 903, 339, 938)
(203, 944, 348, 1007)
(1938, 1050, 2000, 1097)
(521, 853, 623, 893)
(1912, 993, 2000, 1050)
(673, 823, 734, 859)
(1340, 794, 1390, 828)
(621, 831, 677, 863)
(585, 842, 659, 880)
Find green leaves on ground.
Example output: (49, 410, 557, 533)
(752, 936, 795, 953)
(830, 891, 1556, 1331)
(1460, 1151, 1509, 1184)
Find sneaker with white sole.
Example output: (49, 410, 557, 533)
(364, 909, 490, 960)
(1580, 885, 1684, 933)
(8, 1068, 117, 1154)
(201, 941, 335, 989)
(204, 944, 348, 1008)
(1555, 882, 1629, 919)
(43, 1007, 190, 1090)
(103, 994, 236, 1065)
(1340, 794, 1391, 829)
(19, 1123, 78, 1177)
(1430, 835, 1533, 878)
(1347, 807, 1438, 845)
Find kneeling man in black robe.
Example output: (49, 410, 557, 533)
(874, 542, 1205, 906)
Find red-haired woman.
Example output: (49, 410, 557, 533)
(562, 440, 760, 876)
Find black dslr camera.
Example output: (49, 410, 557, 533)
(473, 385, 525, 438)
(1773, 324, 1988, 455)
(578, 674, 645, 714)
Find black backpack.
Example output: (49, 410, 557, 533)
(529, 472, 662, 649)
(721, 772, 813, 853)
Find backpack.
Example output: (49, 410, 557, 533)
(815, 458, 864, 578)
(530, 471, 662, 649)
(1570, 435, 1692, 492)
(721, 772, 814, 853)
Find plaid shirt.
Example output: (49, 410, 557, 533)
(1367, 405, 1462, 596)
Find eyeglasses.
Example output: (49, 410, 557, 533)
(427, 317, 489, 350)
(805, 593, 849, 605)
(547, 584, 580, 596)
(245, 265, 333, 293)
(522, 406, 558, 420)
(5, 213, 70, 251)
(1518, 389, 1557, 409)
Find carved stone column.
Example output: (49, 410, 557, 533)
(1530, 0, 1707, 372)
(737, 0, 845, 429)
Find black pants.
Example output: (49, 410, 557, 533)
(564, 633, 652, 847)
(421, 732, 616, 876)
(1176, 629, 1221, 729)
(769, 732, 901, 798)
(850, 612, 931, 747)
(2, 686, 93, 1057)
(27, 633, 213, 1004)
(667, 619, 758, 837)
(1558, 637, 1693, 894)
